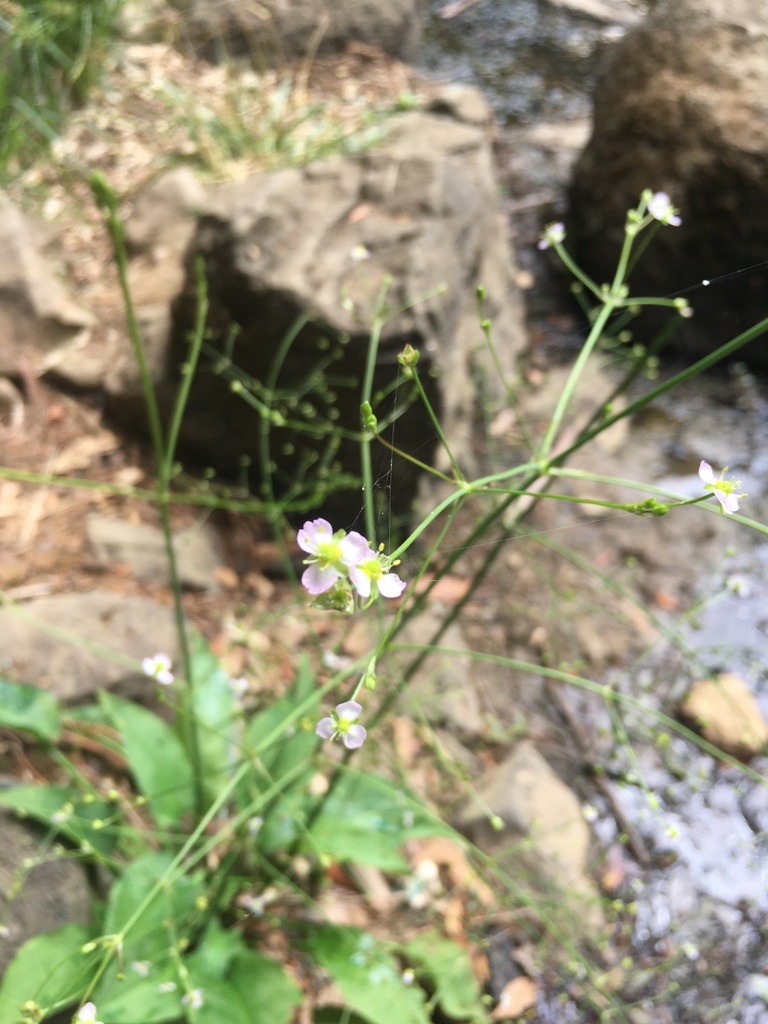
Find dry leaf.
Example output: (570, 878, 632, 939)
(347, 202, 373, 223)
(408, 836, 495, 907)
(491, 976, 538, 1019)
(414, 574, 471, 604)
(212, 565, 239, 590)
(53, 431, 120, 473)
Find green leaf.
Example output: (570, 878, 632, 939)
(101, 692, 195, 828)
(99, 853, 203, 967)
(243, 659, 320, 856)
(188, 633, 238, 808)
(301, 925, 429, 1024)
(190, 977, 253, 1024)
(404, 931, 488, 1021)
(0, 924, 98, 1024)
(97, 966, 182, 1024)
(229, 949, 302, 1024)
(307, 771, 452, 871)
(0, 677, 60, 742)
(0, 784, 115, 855)
(186, 918, 244, 979)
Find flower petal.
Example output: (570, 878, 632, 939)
(698, 460, 716, 485)
(343, 724, 367, 749)
(316, 717, 335, 739)
(302, 563, 340, 595)
(716, 490, 739, 514)
(336, 700, 362, 721)
(348, 565, 372, 599)
(377, 573, 406, 598)
(340, 531, 375, 566)
(297, 518, 334, 554)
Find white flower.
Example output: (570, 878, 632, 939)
(76, 1004, 104, 1024)
(316, 700, 367, 749)
(350, 244, 371, 262)
(181, 988, 204, 1010)
(158, 982, 177, 993)
(297, 519, 370, 596)
(348, 547, 406, 601)
(229, 676, 249, 699)
(131, 959, 151, 978)
(142, 653, 174, 686)
(698, 461, 745, 514)
(647, 192, 681, 226)
(538, 222, 566, 250)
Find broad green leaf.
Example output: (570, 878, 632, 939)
(0, 784, 115, 855)
(307, 771, 452, 871)
(258, 776, 314, 857)
(301, 926, 429, 1024)
(97, 965, 182, 1024)
(404, 931, 488, 1021)
(229, 949, 302, 1024)
(242, 659, 320, 855)
(100, 853, 203, 968)
(179, 976, 252, 1024)
(188, 633, 238, 808)
(0, 677, 60, 742)
(101, 692, 194, 828)
(186, 918, 244, 978)
(0, 924, 98, 1024)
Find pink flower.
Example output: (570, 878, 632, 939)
(297, 519, 370, 595)
(538, 222, 566, 250)
(348, 550, 406, 601)
(316, 700, 367, 749)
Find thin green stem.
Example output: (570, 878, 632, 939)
(409, 365, 464, 482)
(360, 280, 391, 541)
(91, 173, 203, 813)
(537, 298, 615, 461)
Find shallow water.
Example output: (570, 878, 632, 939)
(419, 0, 626, 125)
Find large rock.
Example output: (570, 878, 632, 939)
(172, 0, 426, 65)
(568, 0, 768, 364)
(0, 592, 178, 702)
(0, 191, 93, 377)
(107, 105, 526, 521)
(455, 741, 603, 930)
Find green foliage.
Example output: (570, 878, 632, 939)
(0, 0, 123, 172)
(0, 677, 61, 742)
(186, 633, 239, 809)
(101, 692, 195, 828)
(307, 770, 453, 871)
(0, 924, 98, 1024)
(0, 783, 115, 855)
(404, 931, 488, 1021)
(301, 926, 430, 1024)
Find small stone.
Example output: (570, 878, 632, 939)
(86, 514, 225, 591)
(679, 673, 768, 761)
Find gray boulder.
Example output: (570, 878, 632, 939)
(0, 191, 93, 377)
(0, 812, 92, 976)
(107, 104, 526, 522)
(568, 0, 768, 364)
(172, 0, 426, 65)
